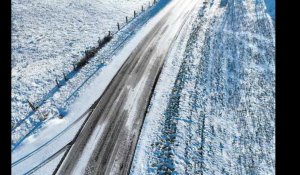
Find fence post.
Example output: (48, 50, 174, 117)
(63, 72, 67, 81)
(72, 63, 76, 70)
(126, 16, 128, 23)
(134, 10, 136, 17)
(98, 37, 102, 45)
(108, 31, 111, 36)
(55, 78, 60, 87)
(27, 99, 36, 111)
(38, 111, 45, 121)
(117, 22, 120, 30)
(142, 5, 144, 12)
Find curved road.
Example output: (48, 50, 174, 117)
(56, 0, 202, 174)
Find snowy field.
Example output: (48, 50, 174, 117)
(12, 0, 171, 174)
(12, 0, 157, 147)
(131, 0, 275, 174)
(12, 0, 275, 174)
(11, 0, 152, 133)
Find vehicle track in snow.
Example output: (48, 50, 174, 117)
(55, 0, 202, 174)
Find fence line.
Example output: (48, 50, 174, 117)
(12, 0, 159, 151)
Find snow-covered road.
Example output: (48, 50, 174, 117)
(55, 0, 203, 174)
(11, 0, 275, 174)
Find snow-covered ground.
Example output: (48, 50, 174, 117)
(131, 0, 275, 174)
(11, 0, 165, 148)
(12, 0, 275, 174)
(12, 0, 173, 174)
(11, 0, 154, 145)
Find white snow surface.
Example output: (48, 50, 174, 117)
(11, 0, 176, 173)
(11, 0, 275, 174)
(11, 0, 169, 150)
(11, 0, 154, 145)
(12, 111, 90, 174)
(131, 0, 275, 174)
